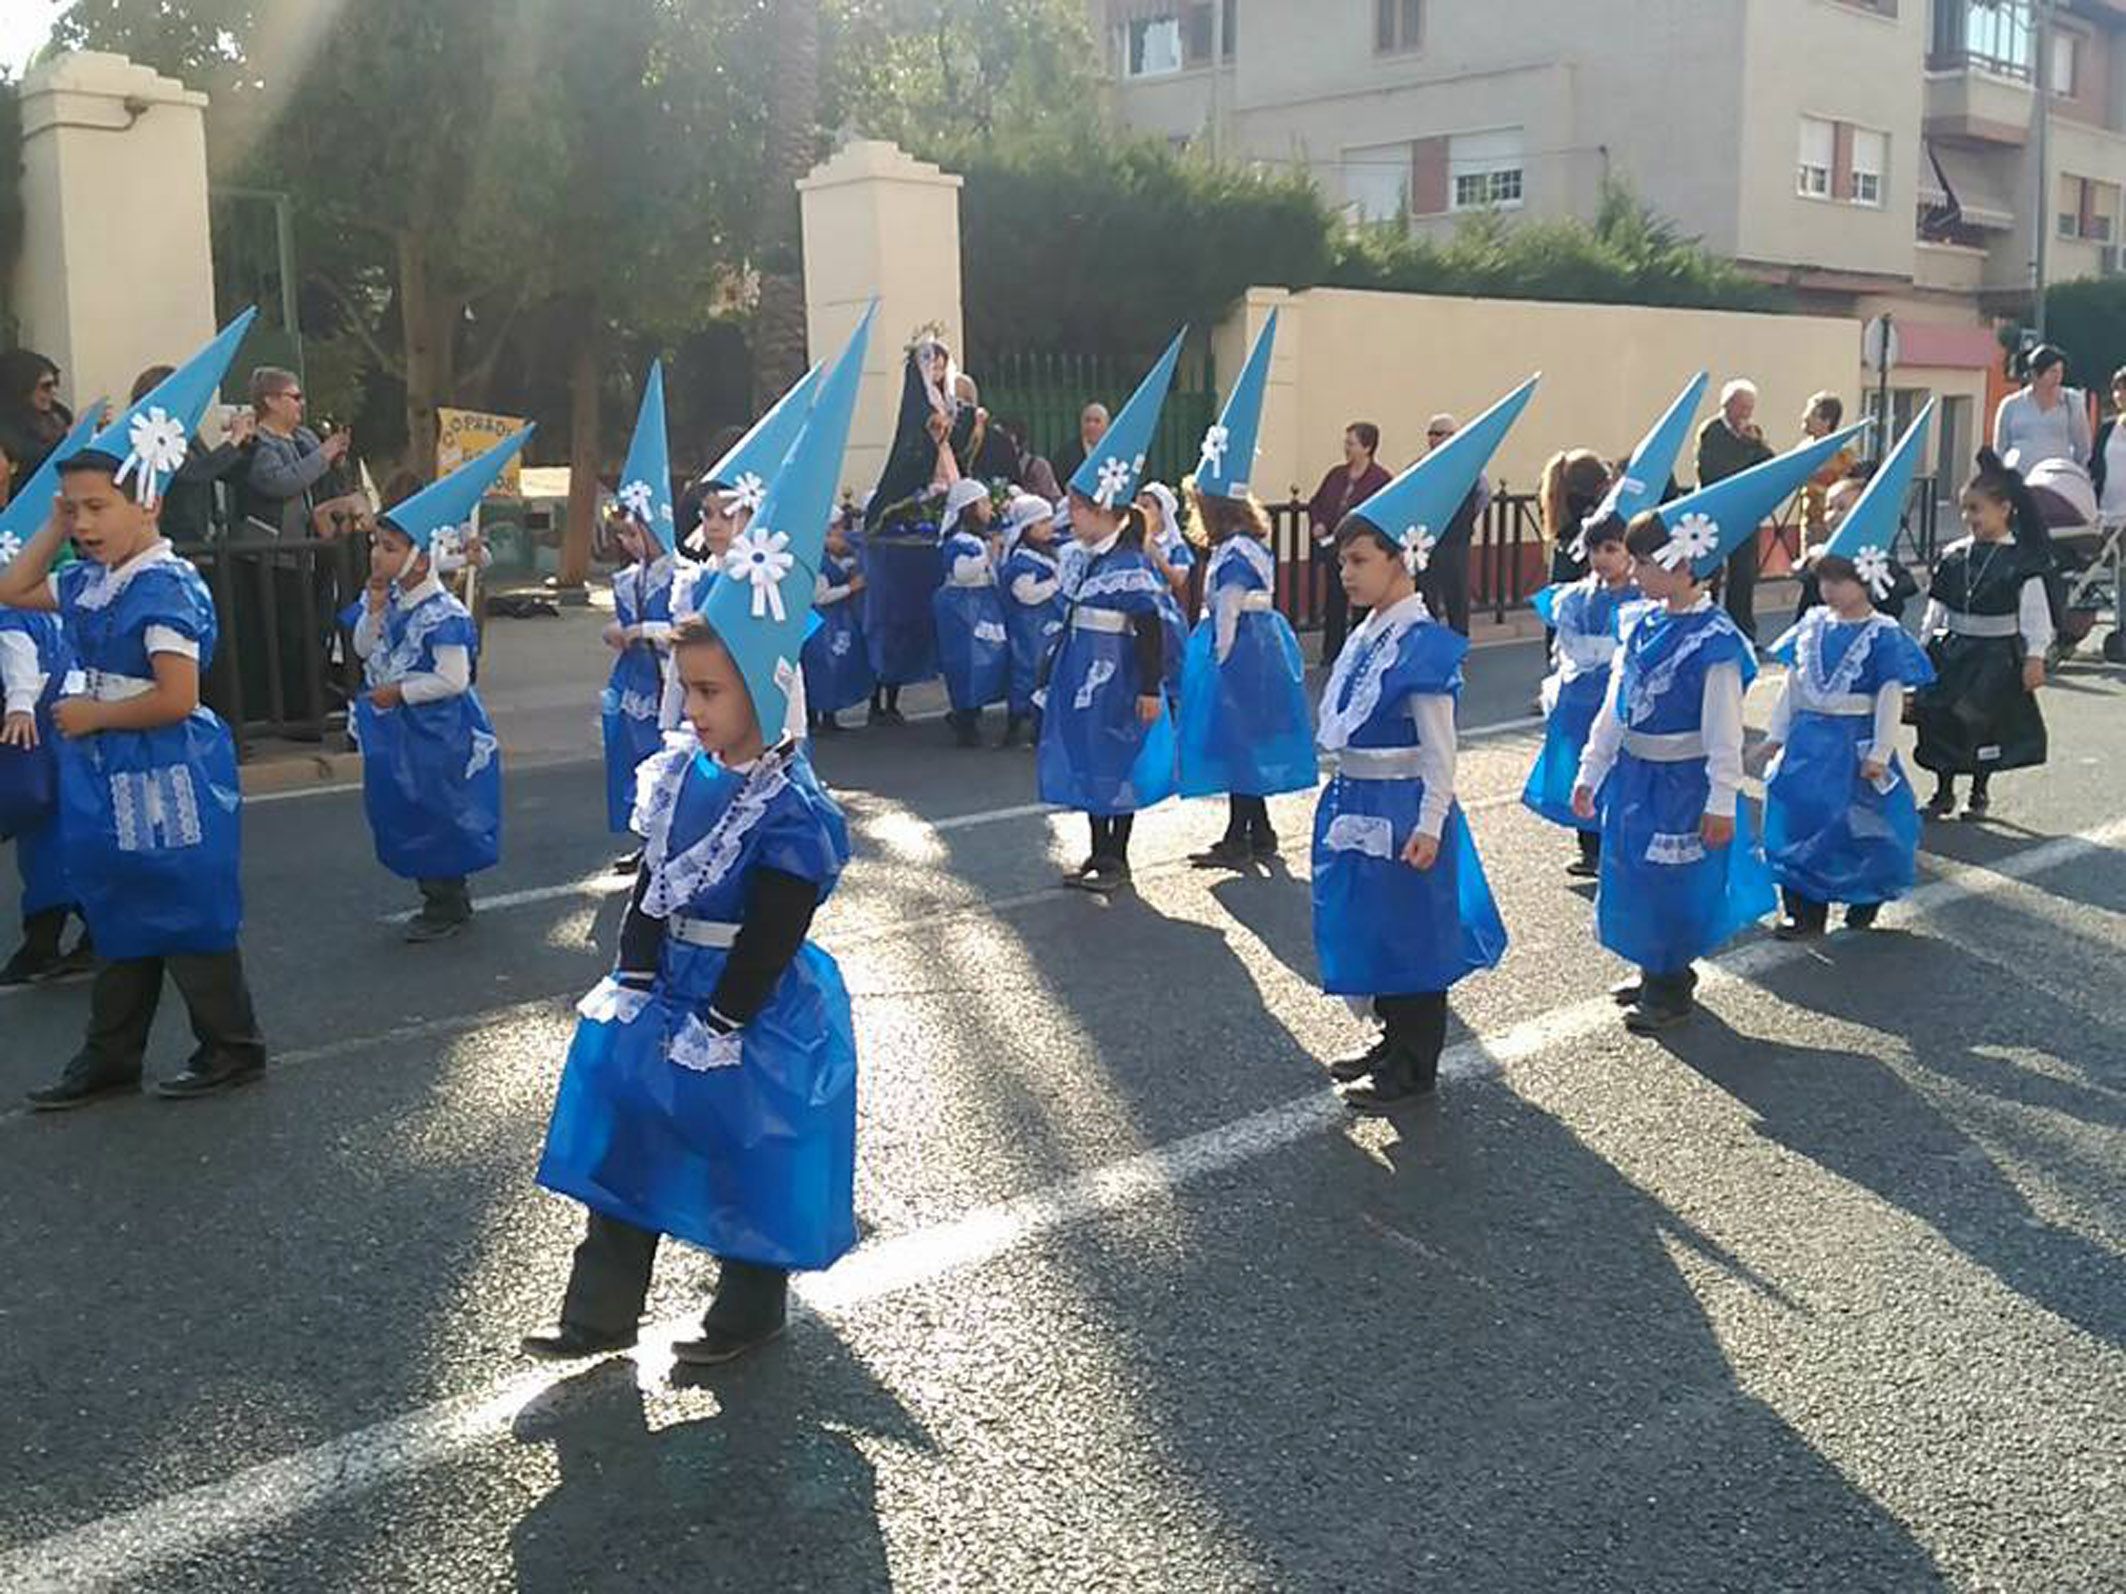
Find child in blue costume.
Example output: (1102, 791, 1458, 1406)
(1139, 480, 1197, 634)
(1573, 514, 1775, 1033)
(933, 477, 1009, 747)
(0, 315, 268, 1108)
(600, 512, 679, 842)
(1760, 553, 1935, 937)
(803, 508, 873, 735)
(353, 495, 509, 943)
(1522, 511, 1639, 878)
(529, 304, 874, 1370)
(996, 493, 1065, 749)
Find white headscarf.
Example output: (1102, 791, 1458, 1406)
(940, 477, 990, 536)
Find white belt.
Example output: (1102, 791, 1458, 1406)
(947, 572, 997, 589)
(1944, 611, 2019, 639)
(1808, 693, 1875, 717)
(68, 669, 156, 703)
(1072, 608, 1129, 634)
(1622, 729, 1706, 762)
(668, 915, 738, 950)
(1335, 746, 1426, 781)
(1238, 592, 1273, 614)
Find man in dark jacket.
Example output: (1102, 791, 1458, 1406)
(1415, 413, 1490, 636)
(1695, 378, 1776, 641)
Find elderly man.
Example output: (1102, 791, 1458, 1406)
(1416, 412, 1491, 636)
(1052, 402, 1110, 488)
(1695, 377, 1775, 640)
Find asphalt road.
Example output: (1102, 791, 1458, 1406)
(1, 623, 2122, 1593)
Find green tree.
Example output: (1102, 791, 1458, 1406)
(2041, 277, 2126, 400)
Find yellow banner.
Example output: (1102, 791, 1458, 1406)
(435, 407, 529, 497)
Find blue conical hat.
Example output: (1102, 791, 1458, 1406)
(1069, 330, 1185, 508)
(702, 363, 824, 517)
(615, 360, 674, 550)
(1194, 310, 1277, 501)
(1823, 402, 1932, 599)
(1651, 422, 1869, 579)
(63, 308, 257, 509)
(1591, 372, 1709, 531)
(703, 302, 877, 740)
(381, 427, 534, 558)
(1343, 376, 1540, 572)
(1, 406, 104, 564)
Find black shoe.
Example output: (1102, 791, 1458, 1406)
(867, 705, 906, 727)
(1189, 837, 1253, 870)
(1343, 1050, 1438, 1110)
(1773, 917, 1825, 942)
(1845, 903, 1882, 930)
(610, 848, 645, 875)
(950, 714, 982, 749)
(1624, 1001, 1693, 1035)
(1327, 1035, 1391, 1084)
(47, 938, 96, 982)
(1923, 787, 1956, 819)
(1248, 830, 1280, 862)
(25, 1068, 142, 1112)
(0, 944, 63, 986)
(671, 1319, 786, 1367)
(1609, 975, 1644, 1007)
(1961, 791, 1991, 820)
(404, 910, 471, 944)
(153, 1055, 264, 1100)
(1565, 856, 1600, 879)
(1071, 858, 1131, 894)
(520, 1324, 638, 1362)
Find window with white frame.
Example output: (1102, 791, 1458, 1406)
(1343, 142, 1411, 225)
(1798, 117, 1835, 199)
(1849, 127, 1887, 207)
(1449, 128, 1524, 211)
(1123, 14, 1183, 77)
(1376, 0, 1422, 54)
(2049, 29, 2079, 96)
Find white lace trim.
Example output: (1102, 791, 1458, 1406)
(640, 746, 791, 920)
(1076, 566, 1161, 602)
(111, 765, 203, 852)
(1318, 612, 1422, 752)
(376, 595, 465, 687)
(1624, 613, 1733, 729)
(1789, 610, 1890, 709)
(465, 729, 498, 780)
(1644, 831, 1706, 866)
(71, 541, 187, 614)
(669, 1013, 744, 1073)
(1210, 536, 1273, 592)
(613, 687, 660, 722)
(1322, 812, 1395, 859)
(576, 977, 652, 1024)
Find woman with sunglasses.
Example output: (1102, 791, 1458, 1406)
(0, 349, 75, 482)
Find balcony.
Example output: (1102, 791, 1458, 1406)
(1926, 0, 2039, 141)
(1924, 62, 2035, 143)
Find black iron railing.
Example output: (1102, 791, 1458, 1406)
(187, 533, 369, 756)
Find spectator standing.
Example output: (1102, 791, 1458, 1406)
(1695, 377, 1776, 640)
(128, 363, 255, 548)
(2090, 366, 2126, 527)
(0, 349, 76, 481)
(1051, 402, 1110, 488)
(1416, 412, 1492, 636)
(1994, 343, 2092, 472)
(1798, 392, 1856, 551)
(1306, 421, 1392, 661)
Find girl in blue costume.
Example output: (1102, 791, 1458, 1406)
(1522, 510, 1639, 878)
(1759, 552, 1935, 937)
(529, 303, 874, 1368)
(933, 477, 1009, 747)
(353, 510, 506, 943)
(600, 510, 679, 845)
(996, 493, 1065, 749)
(1313, 524, 1506, 1107)
(1179, 486, 1318, 864)
(803, 508, 873, 735)
(1573, 513, 1775, 1033)
(0, 317, 268, 1107)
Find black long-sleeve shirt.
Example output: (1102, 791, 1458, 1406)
(615, 863, 821, 1031)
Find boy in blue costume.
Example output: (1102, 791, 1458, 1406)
(354, 430, 525, 941)
(1573, 422, 1863, 1033)
(996, 493, 1064, 749)
(1524, 514, 1638, 878)
(1176, 311, 1318, 866)
(933, 477, 1009, 747)
(1760, 407, 1938, 938)
(1038, 333, 1187, 895)
(1312, 380, 1531, 1106)
(802, 507, 872, 736)
(0, 314, 268, 1107)
(528, 306, 874, 1369)
(1, 408, 101, 984)
(601, 363, 679, 866)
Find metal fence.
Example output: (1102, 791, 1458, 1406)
(189, 533, 369, 756)
(984, 347, 1217, 491)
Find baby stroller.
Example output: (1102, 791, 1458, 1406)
(2016, 456, 2123, 665)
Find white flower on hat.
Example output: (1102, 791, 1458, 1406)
(617, 479, 656, 522)
(1853, 545, 1894, 598)
(722, 471, 768, 515)
(1198, 423, 1230, 476)
(0, 531, 21, 565)
(431, 524, 465, 565)
(1400, 524, 1436, 574)
(119, 405, 190, 504)
(724, 525, 795, 621)
(1656, 510, 1720, 570)
(1093, 455, 1133, 508)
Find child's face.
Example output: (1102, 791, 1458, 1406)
(374, 525, 425, 583)
(699, 500, 741, 558)
(57, 467, 158, 566)
(615, 517, 655, 563)
(1337, 533, 1409, 611)
(825, 525, 852, 557)
(675, 636, 762, 759)
(1068, 495, 1115, 546)
(1820, 573, 1871, 615)
(1960, 487, 2011, 540)
(1823, 478, 1865, 532)
(1632, 554, 1694, 602)
(1022, 517, 1056, 549)
(1588, 538, 1633, 584)
(967, 495, 995, 529)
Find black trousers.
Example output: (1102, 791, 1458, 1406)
(560, 1208, 789, 1339)
(1420, 539, 1473, 636)
(1087, 813, 1135, 863)
(77, 949, 265, 1080)
(1577, 830, 1602, 866)
(1635, 965, 1699, 1013)
(1317, 565, 1352, 663)
(1376, 992, 1449, 1079)
(416, 877, 472, 919)
(1721, 540, 1759, 643)
(1222, 794, 1272, 841)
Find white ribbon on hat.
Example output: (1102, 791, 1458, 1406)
(1654, 511, 1720, 571)
(116, 405, 190, 507)
(0, 531, 22, 566)
(1853, 545, 1894, 598)
(618, 479, 656, 522)
(722, 471, 768, 515)
(724, 525, 795, 621)
(1400, 524, 1436, 574)
(1093, 455, 1133, 508)
(1197, 423, 1230, 477)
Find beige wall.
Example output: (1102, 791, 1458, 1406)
(1224, 285, 1861, 502)
(11, 53, 217, 418)
(797, 140, 965, 501)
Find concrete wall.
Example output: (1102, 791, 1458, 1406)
(1223, 285, 1862, 502)
(11, 53, 217, 418)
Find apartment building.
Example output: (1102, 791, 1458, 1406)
(1095, 1, 2126, 477)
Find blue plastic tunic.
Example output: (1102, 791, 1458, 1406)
(1311, 601, 1506, 996)
(1036, 545, 1178, 815)
(1178, 536, 1318, 799)
(538, 741, 857, 1270)
(601, 555, 678, 834)
(1763, 609, 1935, 906)
(998, 543, 1065, 717)
(53, 547, 243, 959)
(1590, 604, 1775, 973)
(1, 605, 74, 917)
(932, 529, 1010, 712)
(861, 523, 943, 686)
(353, 583, 502, 881)
(801, 552, 876, 716)
(1521, 576, 1640, 831)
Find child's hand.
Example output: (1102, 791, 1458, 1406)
(1748, 740, 1780, 776)
(2021, 657, 2046, 693)
(848, 574, 867, 594)
(369, 683, 405, 710)
(1571, 784, 1596, 820)
(53, 698, 102, 739)
(1136, 693, 1162, 724)
(1401, 831, 1440, 871)
(1700, 811, 1735, 848)
(1860, 757, 1887, 785)
(0, 710, 38, 750)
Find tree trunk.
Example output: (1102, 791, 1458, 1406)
(396, 232, 460, 481)
(558, 296, 601, 593)
(752, 0, 820, 409)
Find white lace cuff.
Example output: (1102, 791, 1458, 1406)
(576, 977, 652, 1024)
(669, 1011, 744, 1073)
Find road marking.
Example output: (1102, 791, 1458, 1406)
(7, 812, 2121, 1592)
